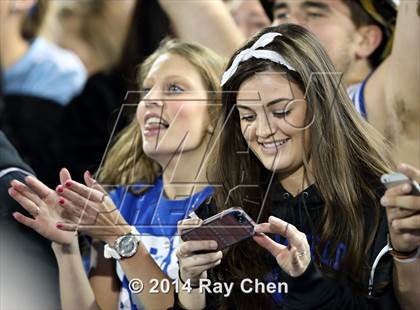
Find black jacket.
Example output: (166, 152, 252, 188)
(0, 95, 63, 187)
(57, 71, 131, 182)
(0, 130, 35, 215)
(0, 131, 60, 308)
(173, 184, 399, 310)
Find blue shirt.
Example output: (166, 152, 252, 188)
(347, 78, 369, 120)
(3, 37, 86, 105)
(109, 176, 214, 310)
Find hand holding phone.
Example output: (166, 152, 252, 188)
(176, 218, 223, 287)
(181, 207, 256, 252)
(380, 166, 420, 255)
(381, 172, 420, 196)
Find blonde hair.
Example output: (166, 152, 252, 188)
(97, 39, 225, 189)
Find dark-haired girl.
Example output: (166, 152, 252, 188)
(175, 24, 401, 309)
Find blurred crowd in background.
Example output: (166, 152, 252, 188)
(0, 0, 419, 309)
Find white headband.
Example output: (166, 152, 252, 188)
(220, 32, 296, 86)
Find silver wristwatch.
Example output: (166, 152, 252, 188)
(104, 226, 141, 260)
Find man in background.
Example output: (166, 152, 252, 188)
(261, 0, 419, 167)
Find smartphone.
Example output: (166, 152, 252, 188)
(381, 172, 420, 196)
(181, 207, 256, 252)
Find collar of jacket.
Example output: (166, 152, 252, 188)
(270, 182, 324, 210)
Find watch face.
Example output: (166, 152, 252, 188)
(117, 235, 138, 258)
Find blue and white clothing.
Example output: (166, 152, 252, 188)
(109, 176, 214, 310)
(347, 77, 370, 120)
(347, 81, 367, 119)
(3, 37, 86, 105)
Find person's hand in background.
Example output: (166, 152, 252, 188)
(381, 163, 420, 253)
(9, 169, 75, 244)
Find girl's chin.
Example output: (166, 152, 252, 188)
(143, 147, 170, 158)
(261, 158, 292, 173)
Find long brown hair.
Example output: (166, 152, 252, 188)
(97, 39, 224, 189)
(213, 24, 394, 308)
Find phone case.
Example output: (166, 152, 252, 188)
(381, 172, 420, 196)
(181, 207, 256, 252)
(381, 172, 410, 188)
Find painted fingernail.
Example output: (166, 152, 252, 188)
(59, 197, 65, 204)
(65, 180, 72, 188)
(56, 223, 63, 228)
(56, 185, 63, 193)
(86, 170, 92, 178)
(210, 241, 218, 249)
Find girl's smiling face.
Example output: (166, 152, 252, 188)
(137, 53, 212, 161)
(237, 71, 310, 174)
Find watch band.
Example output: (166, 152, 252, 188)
(392, 246, 420, 264)
(104, 226, 141, 260)
(387, 234, 420, 263)
(104, 243, 121, 260)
